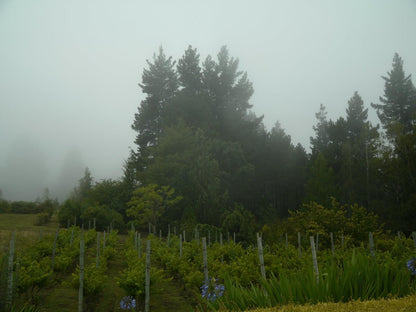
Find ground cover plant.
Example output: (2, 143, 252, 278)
(1, 213, 416, 312)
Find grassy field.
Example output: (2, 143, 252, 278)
(0, 213, 59, 256)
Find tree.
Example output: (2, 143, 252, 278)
(177, 45, 203, 94)
(336, 92, 379, 206)
(346, 92, 369, 140)
(371, 53, 416, 138)
(369, 54, 416, 231)
(221, 204, 256, 244)
(71, 167, 93, 200)
(132, 47, 178, 157)
(310, 104, 330, 157)
(127, 184, 182, 229)
(304, 153, 337, 207)
(141, 121, 225, 225)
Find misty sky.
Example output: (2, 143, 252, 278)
(1, 0, 415, 201)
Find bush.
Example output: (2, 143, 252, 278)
(34, 213, 51, 226)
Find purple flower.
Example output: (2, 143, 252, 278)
(120, 296, 136, 310)
(201, 277, 225, 301)
(407, 257, 416, 275)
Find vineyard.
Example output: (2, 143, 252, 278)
(1, 214, 416, 312)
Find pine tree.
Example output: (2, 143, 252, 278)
(304, 153, 337, 207)
(132, 47, 178, 156)
(310, 104, 330, 157)
(371, 53, 416, 138)
(177, 45, 202, 94)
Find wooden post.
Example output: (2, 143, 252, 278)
(257, 233, 266, 280)
(412, 232, 416, 252)
(316, 233, 319, 252)
(93, 218, 96, 229)
(6, 232, 15, 310)
(51, 227, 60, 271)
(285, 232, 288, 249)
(369, 232, 376, 259)
(202, 237, 208, 285)
(96, 232, 100, 268)
(167, 228, 170, 247)
(145, 240, 151, 312)
(103, 231, 106, 250)
(78, 232, 85, 312)
(39, 229, 43, 242)
(179, 234, 183, 258)
(233, 232, 236, 244)
(138, 233, 141, 258)
(310, 236, 319, 284)
(330, 232, 335, 256)
(298, 232, 301, 259)
(70, 228, 74, 246)
(183, 230, 186, 242)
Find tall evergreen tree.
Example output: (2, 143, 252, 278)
(371, 53, 416, 138)
(310, 104, 330, 157)
(132, 47, 178, 156)
(177, 45, 202, 94)
(304, 153, 337, 207)
(343, 92, 379, 206)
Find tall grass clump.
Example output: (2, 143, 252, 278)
(210, 248, 416, 311)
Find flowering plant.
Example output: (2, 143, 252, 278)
(407, 257, 416, 275)
(200, 277, 225, 301)
(120, 296, 136, 310)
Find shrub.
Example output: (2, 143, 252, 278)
(34, 213, 51, 226)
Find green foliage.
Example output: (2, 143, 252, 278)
(58, 199, 82, 227)
(265, 199, 381, 248)
(127, 184, 182, 229)
(117, 242, 169, 301)
(304, 153, 337, 207)
(80, 203, 124, 231)
(70, 263, 107, 303)
(221, 204, 256, 244)
(213, 249, 416, 311)
(17, 257, 51, 302)
(34, 213, 51, 226)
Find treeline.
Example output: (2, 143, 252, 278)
(58, 46, 415, 236)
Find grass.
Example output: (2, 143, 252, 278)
(212, 249, 416, 311)
(0, 214, 59, 256)
(249, 295, 416, 312)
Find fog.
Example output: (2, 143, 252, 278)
(0, 0, 415, 201)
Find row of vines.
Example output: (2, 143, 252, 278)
(2, 227, 416, 311)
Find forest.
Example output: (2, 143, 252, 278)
(2, 45, 415, 239)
